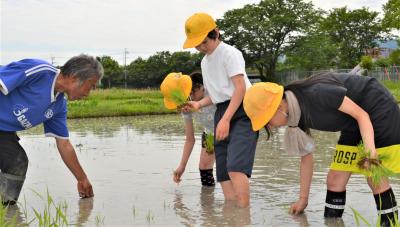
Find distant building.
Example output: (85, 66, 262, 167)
(365, 40, 399, 58)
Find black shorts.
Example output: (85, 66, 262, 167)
(214, 101, 259, 182)
(0, 131, 29, 176)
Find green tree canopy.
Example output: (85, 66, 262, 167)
(97, 56, 122, 88)
(284, 32, 338, 71)
(126, 51, 201, 87)
(321, 7, 387, 68)
(389, 49, 400, 65)
(218, 0, 322, 81)
(382, 0, 400, 30)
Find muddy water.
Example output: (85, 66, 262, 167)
(8, 115, 400, 226)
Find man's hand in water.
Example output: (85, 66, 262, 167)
(78, 177, 94, 198)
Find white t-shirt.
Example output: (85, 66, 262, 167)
(201, 42, 252, 104)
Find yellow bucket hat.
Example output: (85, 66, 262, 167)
(160, 72, 192, 110)
(183, 13, 217, 49)
(243, 82, 284, 131)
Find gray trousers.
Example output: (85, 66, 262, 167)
(0, 131, 28, 205)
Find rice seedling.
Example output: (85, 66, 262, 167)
(170, 89, 189, 110)
(351, 206, 400, 227)
(95, 214, 105, 226)
(0, 198, 18, 227)
(145, 209, 155, 224)
(204, 133, 214, 154)
(351, 207, 372, 227)
(356, 143, 395, 186)
(30, 189, 69, 227)
(20, 194, 35, 226)
(132, 205, 136, 219)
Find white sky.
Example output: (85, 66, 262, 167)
(0, 0, 387, 65)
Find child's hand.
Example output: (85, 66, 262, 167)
(179, 103, 191, 113)
(182, 101, 201, 112)
(289, 198, 308, 215)
(216, 118, 230, 141)
(358, 158, 381, 170)
(370, 150, 378, 159)
(173, 166, 185, 184)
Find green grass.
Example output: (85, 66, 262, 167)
(67, 88, 173, 118)
(382, 80, 400, 103)
(66, 82, 400, 119)
(0, 201, 18, 227)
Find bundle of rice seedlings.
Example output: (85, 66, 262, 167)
(170, 89, 189, 110)
(356, 143, 395, 186)
(205, 133, 214, 154)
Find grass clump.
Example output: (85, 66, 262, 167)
(0, 201, 18, 227)
(30, 189, 69, 227)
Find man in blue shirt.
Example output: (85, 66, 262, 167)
(0, 54, 104, 205)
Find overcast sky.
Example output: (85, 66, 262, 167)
(0, 0, 387, 65)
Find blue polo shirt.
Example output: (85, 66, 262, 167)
(0, 59, 69, 139)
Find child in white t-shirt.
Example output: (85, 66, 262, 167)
(173, 72, 216, 186)
(182, 13, 259, 208)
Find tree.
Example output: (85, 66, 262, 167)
(284, 32, 338, 71)
(97, 56, 122, 88)
(382, 0, 400, 30)
(360, 55, 373, 71)
(127, 57, 148, 87)
(389, 49, 400, 65)
(321, 7, 387, 68)
(126, 51, 202, 87)
(168, 51, 202, 74)
(218, 0, 322, 81)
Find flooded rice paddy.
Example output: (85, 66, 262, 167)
(8, 115, 400, 226)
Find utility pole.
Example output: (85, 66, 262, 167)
(123, 48, 128, 89)
(50, 56, 55, 65)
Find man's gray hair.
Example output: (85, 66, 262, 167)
(61, 54, 104, 85)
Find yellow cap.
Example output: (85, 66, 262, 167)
(183, 13, 217, 49)
(160, 72, 192, 109)
(243, 82, 284, 131)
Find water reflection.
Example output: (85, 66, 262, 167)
(14, 115, 400, 226)
(173, 187, 251, 227)
(74, 197, 93, 227)
(22, 115, 185, 138)
(173, 191, 197, 226)
(290, 213, 310, 227)
(324, 217, 346, 227)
